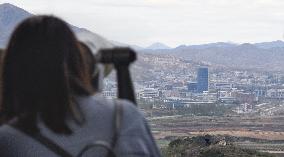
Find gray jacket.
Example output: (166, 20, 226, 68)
(0, 95, 161, 157)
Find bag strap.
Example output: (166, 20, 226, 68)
(77, 100, 123, 157)
(9, 100, 123, 157)
(112, 100, 123, 148)
(26, 132, 74, 157)
(9, 120, 73, 157)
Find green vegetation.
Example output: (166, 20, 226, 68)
(161, 135, 275, 157)
(199, 145, 274, 157)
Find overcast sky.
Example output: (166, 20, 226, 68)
(1, 0, 284, 47)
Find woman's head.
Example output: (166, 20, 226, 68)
(0, 15, 92, 134)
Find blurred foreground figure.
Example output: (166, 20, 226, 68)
(0, 15, 161, 157)
(0, 48, 4, 65)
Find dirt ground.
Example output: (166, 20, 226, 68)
(150, 115, 284, 140)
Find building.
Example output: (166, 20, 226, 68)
(267, 89, 284, 99)
(214, 82, 233, 90)
(197, 67, 209, 93)
(235, 103, 254, 113)
(254, 89, 266, 97)
(138, 88, 159, 99)
(187, 82, 197, 92)
(102, 89, 117, 99)
(163, 97, 215, 109)
(232, 92, 256, 104)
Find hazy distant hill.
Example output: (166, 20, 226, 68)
(146, 42, 171, 50)
(0, 3, 112, 49)
(141, 41, 284, 71)
(186, 42, 237, 49)
(111, 40, 144, 50)
(254, 40, 284, 49)
(0, 3, 31, 47)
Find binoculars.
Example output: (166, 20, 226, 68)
(96, 47, 137, 105)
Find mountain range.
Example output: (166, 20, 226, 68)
(142, 41, 284, 50)
(141, 42, 284, 71)
(2, 3, 284, 71)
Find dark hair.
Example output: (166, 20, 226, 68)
(0, 49, 4, 83)
(0, 49, 4, 61)
(0, 49, 4, 63)
(0, 16, 93, 134)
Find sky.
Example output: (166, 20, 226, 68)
(1, 0, 284, 47)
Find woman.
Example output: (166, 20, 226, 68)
(0, 15, 161, 157)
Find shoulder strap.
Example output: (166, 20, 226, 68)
(9, 121, 73, 157)
(29, 133, 74, 157)
(112, 100, 123, 148)
(77, 100, 123, 157)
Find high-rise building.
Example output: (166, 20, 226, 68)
(187, 82, 197, 92)
(197, 67, 209, 93)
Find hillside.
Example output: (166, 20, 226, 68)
(0, 3, 31, 47)
(0, 3, 112, 49)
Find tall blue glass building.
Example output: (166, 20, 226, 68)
(197, 67, 209, 93)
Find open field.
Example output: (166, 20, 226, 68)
(190, 131, 284, 140)
(153, 130, 284, 141)
(149, 115, 284, 155)
(149, 115, 284, 139)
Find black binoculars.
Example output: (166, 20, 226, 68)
(96, 47, 137, 105)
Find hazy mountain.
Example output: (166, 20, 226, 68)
(254, 40, 284, 49)
(144, 40, 284, 51)
(0, 3, 31, 47)
(183, 40, 284, 50)
(146, 42, 171, 50)
(0, 3, 112, 49)
(111, 40, 144, 50)
(141, 42, 284, 71)
(187, 42, 237, 49)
